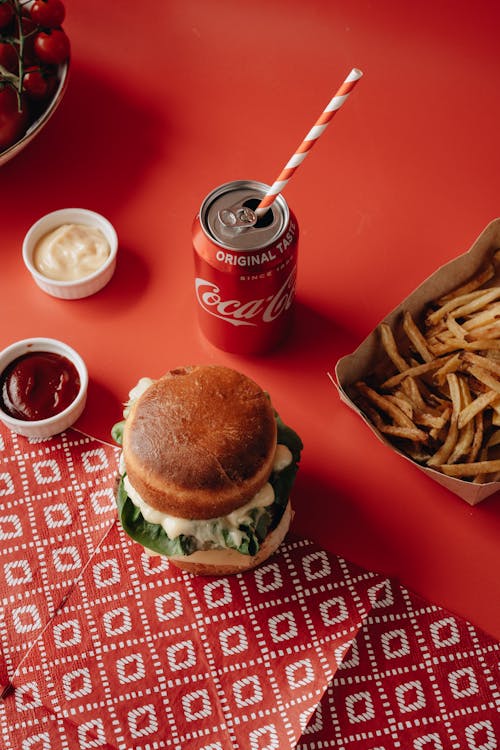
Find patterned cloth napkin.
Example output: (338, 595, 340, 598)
(0, 425, 498, 750)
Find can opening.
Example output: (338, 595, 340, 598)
(242, 199, 274, 229)
(200, 180, 288, 250)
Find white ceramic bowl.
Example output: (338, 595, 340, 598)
(0, 337, 88, 438)
(0, 62, 69, 168)
(23, 208, 118, 299)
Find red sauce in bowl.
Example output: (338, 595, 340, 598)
(0, 351, 80, 421)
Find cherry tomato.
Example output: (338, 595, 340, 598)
(0, 85, 29, 150)
(23, 67, 55, 99)
(30, 0, 65, 29)
(33, 28, 70, 65)
(0, 1, 14, 29)
(0, 41, 17, 73)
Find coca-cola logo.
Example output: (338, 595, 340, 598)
(195, 268, 296, 327)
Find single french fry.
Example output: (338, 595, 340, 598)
(448, 378, 474, 463)
(407, 377, 427, 409)
(379, 323, 408, 372)
(446, 316, 467, 341)
(418, 412, 450, 430)
(439, 458, 500, 477)
(468, 412, 484, 463)
(431, 339, 500, 356)
(381, 359, 448, 389)
(433, 353, 462, 385)
(377, 424, 428, 442)
(457, 389, 500, 430)
(437, 263, 495, 304)
(402, 311, 434, 363)
(427, 423, 459, 467)
(427, 374, 461, 466)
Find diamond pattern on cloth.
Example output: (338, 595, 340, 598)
(0, 428, 119, 695)
(0, 424, 499, 750)
(2, 524, 379, 749)
(297, 586, 500, 749)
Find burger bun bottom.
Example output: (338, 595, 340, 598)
(141, 501, 293, 576)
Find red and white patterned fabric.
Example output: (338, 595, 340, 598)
(0, 425, 498, 749)
(298, 585, 500, 749)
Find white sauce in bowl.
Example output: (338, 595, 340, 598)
(33, 223, 111, 281)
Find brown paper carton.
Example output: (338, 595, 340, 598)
(334, 219, 500, 505)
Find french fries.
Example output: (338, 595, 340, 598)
(353, 255, 500, 483)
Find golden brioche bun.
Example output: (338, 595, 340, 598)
(144, 501, 293, 576)
(122, 365, 277, 519)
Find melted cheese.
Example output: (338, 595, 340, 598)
(124, 475, 274, 548)
(146, 501, 293, 569)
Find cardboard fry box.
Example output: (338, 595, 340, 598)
(334, 218, 500, 506)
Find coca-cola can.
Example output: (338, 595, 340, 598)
(192, 180, 299, 354)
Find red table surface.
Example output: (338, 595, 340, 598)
(1, 0, 500, 641)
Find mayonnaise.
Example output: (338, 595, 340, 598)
(123, 474, 276, 549)
(33, 223, 111, 281)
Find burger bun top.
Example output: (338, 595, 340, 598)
(122, 365, 277, 520)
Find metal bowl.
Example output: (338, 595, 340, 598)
(0, 61, 69, 167)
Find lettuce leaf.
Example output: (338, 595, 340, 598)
(111, 420, 125, 446)
(117, 476, 196, 556)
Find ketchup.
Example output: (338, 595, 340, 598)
(0, 351, 80, 421)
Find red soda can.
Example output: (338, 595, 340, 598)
(192, 180, 299, 354)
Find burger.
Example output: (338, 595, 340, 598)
(111, 365, 303, 575)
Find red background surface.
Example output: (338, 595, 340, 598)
(1, 0, 499, 639)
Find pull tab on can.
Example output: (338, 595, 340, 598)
(202, 179, 289, 251)
(218, 205, 257, 228)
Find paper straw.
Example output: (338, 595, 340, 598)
(255, 68, 363, 216)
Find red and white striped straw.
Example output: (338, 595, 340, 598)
(255, 67, 363, 216)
